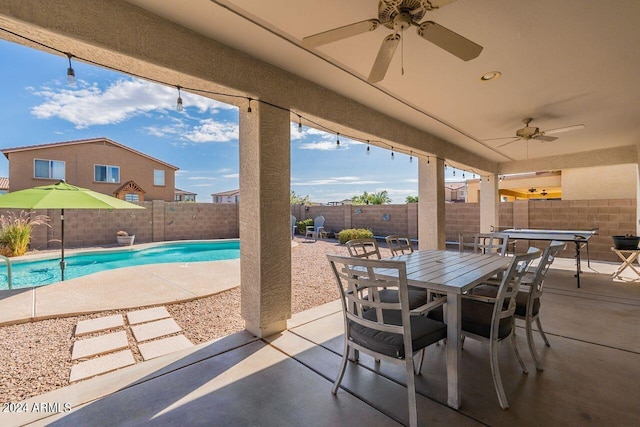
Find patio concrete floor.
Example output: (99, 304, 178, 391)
(2, 254, 639, 426)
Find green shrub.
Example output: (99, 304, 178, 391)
(0, 211, 50, 257)
(296, 218, 314, 234)
(337, 228, 374, 245)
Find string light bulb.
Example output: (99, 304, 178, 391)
(176, 86, 183, 111)
(366, 141, 370, 155)
(453, 170, 456, 177)
(66, 53, 75, 85)
(247, 98, 252, 113)
(336, 133, 340, 149)
(391, 147, 394, 160)
(297, 116, 302, 133)
(409, 151, 413, 163)
(427, 156, 430, 164)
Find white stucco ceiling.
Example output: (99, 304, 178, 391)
(123, 0, 640, 167)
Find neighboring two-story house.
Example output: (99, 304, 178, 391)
(1, 137, 179, 202)
(211, 189, 239, 204)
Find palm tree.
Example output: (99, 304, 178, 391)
(351, 190, 391, 205)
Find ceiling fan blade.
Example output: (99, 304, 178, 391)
(543, 124, 585, 135)
(424, 0, 459, 8)
(497, 137, 521, 148)
(417, 21, 483, 61)
(482, 136, 518, 142)
(532, 135, 558, 142)
(302, 19, 379, 48)
(368, 33, 401, 83)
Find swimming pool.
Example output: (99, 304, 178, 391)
(0, 240, 240, 290)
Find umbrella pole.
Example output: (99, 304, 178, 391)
(60, 209, 66, 281)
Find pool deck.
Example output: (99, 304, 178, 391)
(0, 258, 241, 325)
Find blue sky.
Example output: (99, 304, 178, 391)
(0, 39, 463, 203)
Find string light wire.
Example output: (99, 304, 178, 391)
(0, 25, 495, 180)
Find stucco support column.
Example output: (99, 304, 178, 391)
(239, 102, 291, 338)
(480, 174, 499, 233)
(636, 156, 640, 236)
(418, 157, 445, 250)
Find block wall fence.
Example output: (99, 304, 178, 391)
(26, 201, 239, 250)
(292, 199, 637, 262)
(15, 199, 635, 262)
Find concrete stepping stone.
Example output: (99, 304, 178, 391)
(71, 331, 129, 360)
(138, 335, 193, 361)
(131, 318, 182, 342)
(75, 314, 124, 337)
(69, 350, 135, 383)
(127, 306, 170, 325)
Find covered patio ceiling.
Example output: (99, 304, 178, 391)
(120, 0, 640, 171)
(0, 0, 638, 175)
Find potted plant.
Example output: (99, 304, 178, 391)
(116, 230, 135, 246)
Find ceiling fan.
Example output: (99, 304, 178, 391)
(487, 118, 586, 148)
(301, 0, 483, 83)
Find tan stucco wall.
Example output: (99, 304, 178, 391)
(7, 141, 176, 201)
(562, 164, 637, 200)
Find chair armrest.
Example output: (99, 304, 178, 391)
(306, 226, 314, 232)
(461, 294, 497, 304)
(411, 296, 446, 315)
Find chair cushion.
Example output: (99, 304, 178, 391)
(427, 298, 512, 340)
(472, 284, 540, 318)
(365, 289, 428, 310)
(348, 310, 446, 359)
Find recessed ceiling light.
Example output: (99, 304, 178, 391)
(480, 71, 501, 81)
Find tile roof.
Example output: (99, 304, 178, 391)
(1, 137, 179, 170)
(211, 189, 239, 197)
(174, 188, 197, 195)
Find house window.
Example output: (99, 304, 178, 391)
(226, 196, 232, 202)
(34, 159, 65, 180)
(125, 193, 139, 202)
(94, 164, 120, 183)
(175, 194, 181, 202)
(215, 196, 222, 203)
(235, 195, 239, 203)
(154, 169, 165, 186)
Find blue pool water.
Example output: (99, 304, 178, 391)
(0, 240, 240, 290)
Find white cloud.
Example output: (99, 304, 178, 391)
(193, 183, 214, 187)
(30, 78, 234, 129)
(298, 140, 348, 151)
(222, 173, 239, 179)
(182, 118, 238, 143)
(292, 176, 382, 186)
(187, 176, 217, 181)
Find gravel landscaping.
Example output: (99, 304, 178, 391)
(0, 238, 392, 403)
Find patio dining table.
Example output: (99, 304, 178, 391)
(377, 249, 511, 409)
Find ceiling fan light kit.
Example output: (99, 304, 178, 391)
(302, 0, 483, 83)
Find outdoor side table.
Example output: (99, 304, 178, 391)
(611, 247, 640, 280)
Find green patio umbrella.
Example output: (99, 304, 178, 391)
(0, 180, 145, 280)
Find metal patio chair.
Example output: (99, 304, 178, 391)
(429, 249, 541, 409)
(327, 254, 446, 427)
(385, 235, 414, 256)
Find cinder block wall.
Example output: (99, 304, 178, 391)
(13, 199, 637, 261)
(528, 199, 635, 262)
(292, 199, 636, 262)
(299, 204, 411, 238)
(25, 202, 239, 250)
